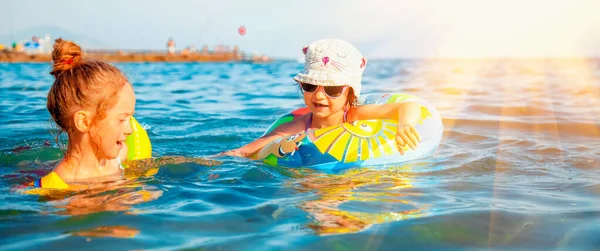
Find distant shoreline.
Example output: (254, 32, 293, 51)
(0, 50, 251, 63)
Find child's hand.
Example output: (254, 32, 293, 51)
(395, 123, 421, 155)
(220, 149, 244, 157)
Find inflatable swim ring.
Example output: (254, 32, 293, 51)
(256, 93, 443, 173)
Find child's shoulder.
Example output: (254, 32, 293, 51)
(53, 157, 123, 182)
(270, 113, 310, 135)
(346, 103, 390, 122)
(53, 161, 75, 182)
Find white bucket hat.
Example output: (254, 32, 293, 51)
(293, 39, 367, 98)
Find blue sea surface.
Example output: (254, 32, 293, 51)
(1, 59, 599, 250)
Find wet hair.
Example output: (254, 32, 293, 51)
(346, 88, 358, 108)
(47, 38, 129, 139)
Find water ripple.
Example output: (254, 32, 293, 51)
(1, 59, 599, 250)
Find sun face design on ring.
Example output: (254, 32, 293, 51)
(342, 120, 383, 137)
(313, 119, 398, 163)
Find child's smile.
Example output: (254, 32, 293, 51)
(116, 140, 125, 149)
(312, 102, 329, 109)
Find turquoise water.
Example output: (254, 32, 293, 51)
(1, 60, 599, 250)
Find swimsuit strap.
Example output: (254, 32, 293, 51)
(343, 109, 349, 123)
(305, 113, 313, 132)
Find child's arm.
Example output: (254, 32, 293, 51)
(222, 116, 306, 158)
(224, 134, 285, 158)
(348, 102, 422, 155)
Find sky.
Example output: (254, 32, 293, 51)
(1, 0, 600, 59)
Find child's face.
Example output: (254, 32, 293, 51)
(303, 84, 349, 118)
(90, 84, 136, 159)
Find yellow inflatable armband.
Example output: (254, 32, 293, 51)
(126, 117, 152, 161)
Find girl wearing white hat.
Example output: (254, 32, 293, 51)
(226, 39, 422, 158)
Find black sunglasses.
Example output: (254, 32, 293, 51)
(299, 83, 348, 98)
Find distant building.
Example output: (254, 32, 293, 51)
(167, 38, 176, 54)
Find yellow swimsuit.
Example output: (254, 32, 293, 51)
(33, 157, 125, 189)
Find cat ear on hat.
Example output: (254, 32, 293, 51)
(302, 46, 308, 55)
(360, 58, 367, 68)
